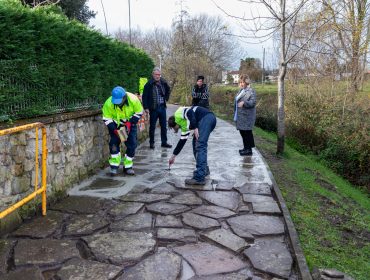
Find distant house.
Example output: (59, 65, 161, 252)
(222, 70, 240, 84)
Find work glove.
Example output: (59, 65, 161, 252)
(113, 129, 119, 136)
(125, 122, 132, 134)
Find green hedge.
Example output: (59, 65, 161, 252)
(0, 0, 153, 120)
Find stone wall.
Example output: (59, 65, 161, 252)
(0, 111, 148, 214)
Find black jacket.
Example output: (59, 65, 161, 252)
(142, 78, 171, 110)
(191, 84, 209, 108)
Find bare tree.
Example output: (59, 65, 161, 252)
(320, 0, 370, 92)
(214, 0, 322, 154)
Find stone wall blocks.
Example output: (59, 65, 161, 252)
(11, 176, 30, 195)
(10, 133, 27, 146)
(57, 123, 68, 132)
(49, 127, 59, 140)
(52, 139, 63, 153)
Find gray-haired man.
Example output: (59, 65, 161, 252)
(142, 67, 172, 149)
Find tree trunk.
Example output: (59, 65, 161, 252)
(277, 0, 287, 155)
(277, 64, 287, 154)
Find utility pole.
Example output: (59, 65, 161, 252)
(262, 46, 265, 84)
(100, 0, 109, 36)
(128, 0, 132, 45)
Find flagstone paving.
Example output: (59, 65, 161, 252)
(0, 105, 302, 279)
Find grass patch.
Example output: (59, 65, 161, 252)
(253, 126, 370, 280)
(212, 105, 370, 279)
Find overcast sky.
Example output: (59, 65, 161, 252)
(87, 0, 276, 69)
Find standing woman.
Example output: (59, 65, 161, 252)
(234, 74, 256, 156)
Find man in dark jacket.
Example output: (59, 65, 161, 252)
(191, 75, 209, 109)
(142, 67, 172, 149)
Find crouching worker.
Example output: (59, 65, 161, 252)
(168, 106, 217, 185)
(102, 86, 143, 176)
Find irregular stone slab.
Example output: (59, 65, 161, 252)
(129, 184, 150, 193)
(236, 183, 271, 195)
(156, 215, 183, 228)
(157, 228, 197, 243)
(167, 178, 214, 191)
(57, 258, 122, 280)
(109, 202, 144, 219)
(151, 182, 183, 195)
(0, 240, 13, 274)
(243, 194, 274, 203)
(110, 213, 152, 231)
(64, 214, 109, 236)
(238, 205, 250, 212)
(83, 232, 155, 265)
(169, 192, 202, 205)
(182, 212, 220, 230)
(50, 196, 108, 214)
(12, 211, 64, 238)
(119, 193, 171, 203)
(191, 205, 236, 219)
(213, 180, 235, 190)
(228, 215, 285, 237)
(14, 239, 79, 266)
(244, 240, 292, 279)
(119, 248, 181, 280)
(3, 267, 44, 280)
(252, 201, 281, 214)
(197, 191, 240, 211)
(146, 202, 190, 215)
(174, 243, 246, 276)
(201, 228, 248, 252)
(189, 268, 253, 280)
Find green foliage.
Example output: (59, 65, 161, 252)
(21, 0, 96, 24)
(211, 81, 369, 188)
(0, 1, 154, 120)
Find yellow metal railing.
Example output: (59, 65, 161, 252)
(0, 123, 47, 219)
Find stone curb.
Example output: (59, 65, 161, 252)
(259, 152, 313, 280)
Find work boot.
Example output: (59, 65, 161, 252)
(161, 143, 172, 148)
(240, 148, 252, 156)
(239, 148, 246, 153)
(150, 144, 155, 149)
(125, 168, 135, 175)
(206, 166, 210, 176)
(185, 178, 206, 185)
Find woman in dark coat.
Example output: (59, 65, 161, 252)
(234, 74, 256, 156)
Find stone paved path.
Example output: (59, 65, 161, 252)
(0, 105, 299, 280)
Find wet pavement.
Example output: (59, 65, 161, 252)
(0, 105, 300, 280)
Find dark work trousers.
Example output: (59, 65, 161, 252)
(192, 113, 217, 181)
(239, 129, 255, 149)
(109, 125, 138, 158)
(149, 105, 167, 145)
